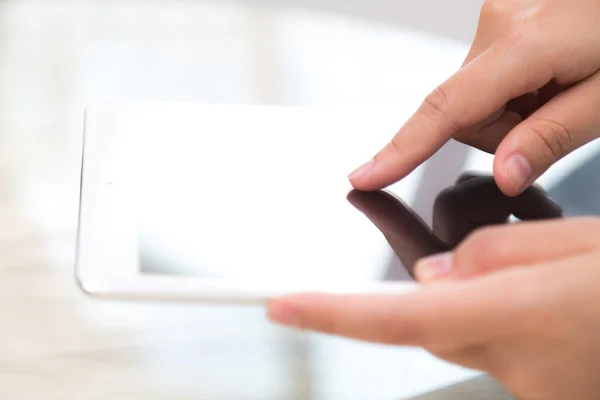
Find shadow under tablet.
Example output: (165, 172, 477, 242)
(348, 173, 563, 281)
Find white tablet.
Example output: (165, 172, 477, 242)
(74, 103, 475, 304)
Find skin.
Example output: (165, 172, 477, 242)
(268, 219, 600, 399)
(348, 0, 600, 196)
(267, 1, 600, 399)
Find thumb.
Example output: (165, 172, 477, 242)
(414, 218, 597, 282)
(493, 71, 600, 196)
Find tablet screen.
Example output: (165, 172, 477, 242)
(134, 174, 562, 286)
(129, 147, 423, 285)
(113, 106, 562, 286)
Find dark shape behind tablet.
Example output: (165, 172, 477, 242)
(347, 190, 448, 280)
(348, 173, 563, 280)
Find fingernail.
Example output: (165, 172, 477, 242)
(267, 301, 300, 327)
(416, 252, 453, 281)
(504, 154, 533, 194)
(349, 159, 374, 180)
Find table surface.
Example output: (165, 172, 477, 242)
(0, 1, 522, 398)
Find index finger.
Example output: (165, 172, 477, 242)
(349, 41, 552, 191)
(267, 267, 538, 348)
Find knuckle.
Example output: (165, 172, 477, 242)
(529, 118, 573, 161)
(423, 85, 449, 117)
(422, 85, 461, 131)
(480, 0, 543, 25)
(388, 134, 404, 158)
(511, 7, 543, 27)
(479, 0, 506, 22)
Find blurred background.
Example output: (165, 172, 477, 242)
(0, 0, 596, 398)
(2, 0, 482, 246)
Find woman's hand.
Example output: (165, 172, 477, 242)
(268, 218, 600, 400)
(349, 0, 600, 196)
